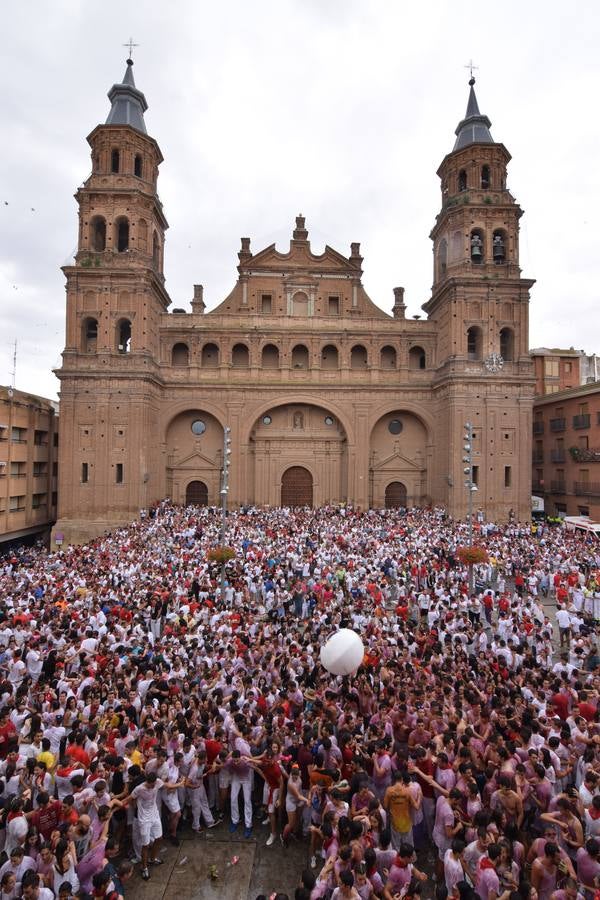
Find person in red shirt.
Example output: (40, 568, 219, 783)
(26, 792, 62, 839)
(66, 733, 91, 769)
(0, 712, 17, 760)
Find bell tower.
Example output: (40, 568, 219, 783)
(424, 77, 535, 521)
(53, 58, 171, 546)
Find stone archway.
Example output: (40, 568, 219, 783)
(185, 480, 208, 506)
(281, 466, 313, 507)
(385, 481, 407, 508)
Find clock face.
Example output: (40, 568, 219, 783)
(484, 353, 504, 373)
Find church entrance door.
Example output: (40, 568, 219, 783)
(186, 480, 208, 506)
(385, 481, 407, 508)
(281, 466, 313, 507)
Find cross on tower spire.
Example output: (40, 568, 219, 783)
(123, 37, 139, 61)
(464, 59, 479, 84)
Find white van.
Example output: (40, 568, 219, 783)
(563, 516, 600, 541)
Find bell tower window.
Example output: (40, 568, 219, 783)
(470, 229, 484, 264)
(134, 154, 143, 178)
(111, 149, 120, 174)
(82, 317, 98, 353)
(481, 165, 490, 189)
(467, 326, 482, 360)
(117, 319, 132, 353)
(500, 327, 514, 361)
(152, 232, 160, 269)
(115, 217, 129, 252)
(458, 170, 467, 192)
(90, 217, 106, 252)
(493, 229, 507, 263)
(437, 239, 447, 280)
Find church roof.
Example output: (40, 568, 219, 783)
(105, 59, 148, 133)
(453, 78, 493, 151)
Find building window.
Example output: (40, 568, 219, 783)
(481, 165, 490, 189)
(90, 217, 106, 252)
(564, 362, 572, 374)
(115, 217, 130, 252)
(470, 229, 484, 263)
(34, 430, 48, 446)
(467, 327, 482, 360)
(504, 465, 512, 488)
(350, 345, 368, 369)
(321, 345, 339, 370)
(10, 427, 27, 443)
(292, 344, 310, 369)
(492, 229, 507, 263)
(231, 344, 250, 368)
(52, 462, 58, 476)
(191, 420, 206, 435)
(500, 327, 514, 361)
(171, 342, 190, 366)
(472, 465, 479, 486)
(408, 346, 426, 370)
(152, 232, 160, 269)
(82, 317, 98, 353)
(201, 343, 219, 367)
(388, 419, 403, 435)
(33, 462, 47, 477)
(328, 296, 340, 315)
(324, 416, 334, 426)
(261, 294, 272, 314)
(578, 506, 590, 516)
(117, 319, 132, 353)
(380, 346, 397, 369)
(458, 169, 467, 192)
(9, 495, 25, 512)
(262, 415, 272, 425)
(81, 462, 89, 484)
(115, 463, 124, 484)
(111, 148, 120, 174)
(134, 154, 143, 178)
(32, 493, 47, 509)
(544, 358, 559, 377)
(10, 462, 26, 477)
(261, 344, 279, 368)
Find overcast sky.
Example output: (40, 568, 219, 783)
(1, 0, 599, 400)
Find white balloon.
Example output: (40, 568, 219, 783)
(320, 629, 365, 676)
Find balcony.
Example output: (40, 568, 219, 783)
(533, 421, 544, 435)
(573, 414, 591, 429)
(532, 451, 544, 464)
(574, 481, 600, 496)
(569, 447, 600, 463)
(551, 450, 566, 463)
(550, 480, 566, 493)
(550, 418, 566, 432)
(532, 480, 545, 493)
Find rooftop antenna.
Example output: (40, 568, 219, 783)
(8, 339, 16, 397)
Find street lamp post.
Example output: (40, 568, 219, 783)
(220, 426, 231, 596)
(462, 421, 477, 591)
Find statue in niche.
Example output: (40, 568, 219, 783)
(293, 411, 304, 430)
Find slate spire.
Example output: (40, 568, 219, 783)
(105, 58, 148, 134)
(453, 77, 493, 151)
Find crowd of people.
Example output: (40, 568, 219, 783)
(0, 502, 599, 900)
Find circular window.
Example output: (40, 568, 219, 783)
(191, 420, 206, 435)
(262, 415, 272, 425)
(324, 416, 334, 426)
(388, 419, 403, 435)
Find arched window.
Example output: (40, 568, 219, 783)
(292, 291, 309, 316)
(232, 343, 249, 367)
(89, 216, 106, 252)
(408, 346, 426, 370)
(321, 344, 339, 370)
(380, 346, 397, 369)
(82, 317, 98, 353)
(458, 169, 467, 192)
(492, 229, 507, 263)
(116, 319, 132, 353)
(350, 345, 368, 369)
(115, 217, 129, 252)
(262, 344, 279, 369)
(152, 232, 160, 269)
(500, 327, 514, 361)
(292, 344, 309, 369)
(171, 342, 189, 366)
(467, 326, 482, 360)
(470, 229, 484, 264)
(437, 238, 447, 280)
(111, 149, 120, 174)
(201, 343, 219, 367)
(481, 165, 490, 189)
(134, 154, 143, 178)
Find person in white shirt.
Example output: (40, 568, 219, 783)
(130, 771, 183, 880)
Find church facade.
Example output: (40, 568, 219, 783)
(53, 62, 535, 546)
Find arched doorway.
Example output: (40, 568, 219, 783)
(385, 481, 407, 508)
(186, 480, 208, 506)
(281, 467, 313, 507)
